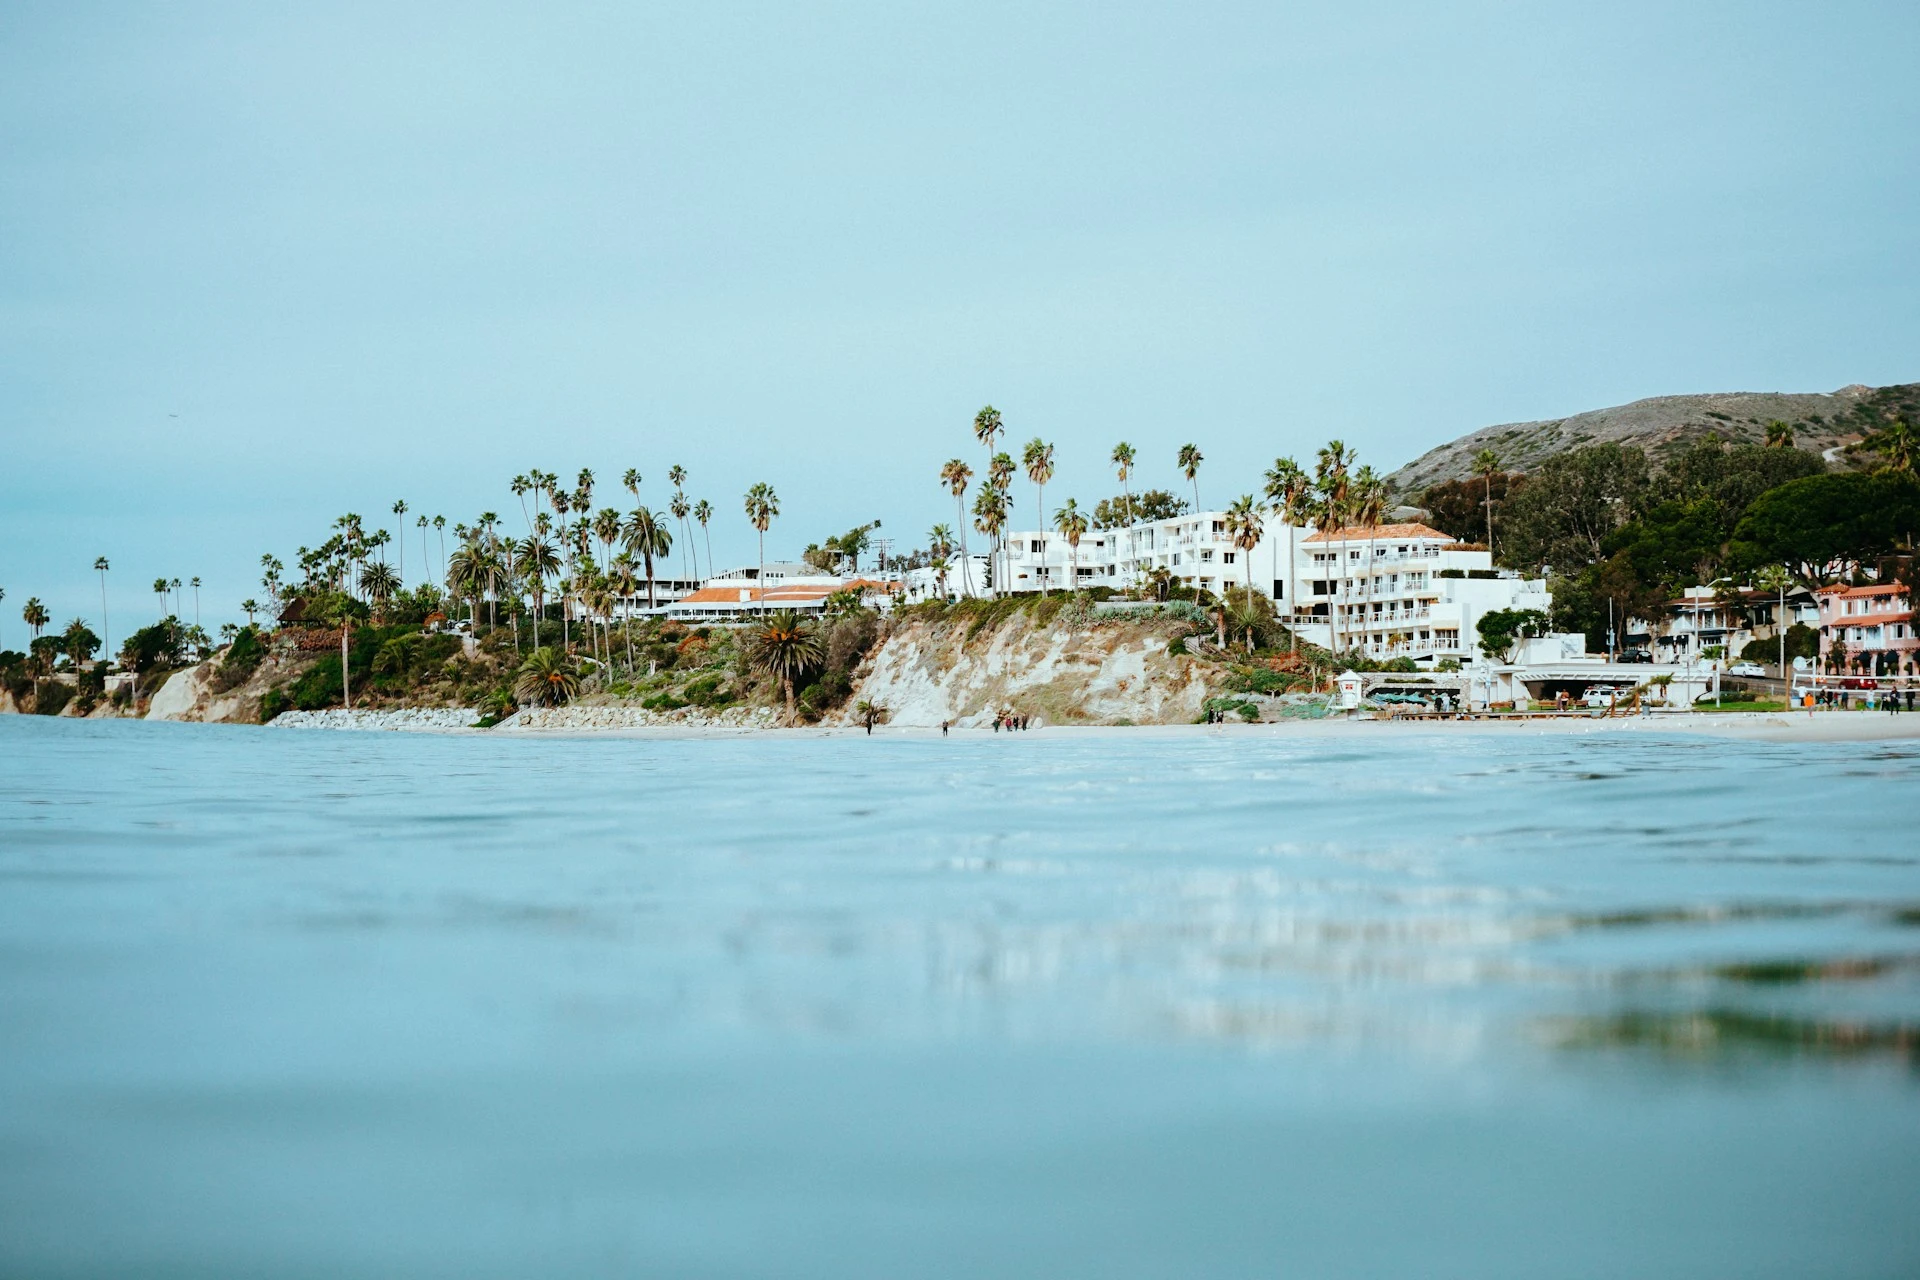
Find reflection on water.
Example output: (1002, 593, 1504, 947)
(2, 718, 1919, 1278)
(1553, 1009, 1920, 1069)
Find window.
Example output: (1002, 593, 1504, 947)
(1200, 549, 1214, 563)
(1222, 552, 1235, 564)
(1030, 539, 1045, 553)
(1272, 580, 1285, 599)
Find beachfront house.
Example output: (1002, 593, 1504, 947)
(659, 565, 898, 622)
(1815, 583, 1917, 676)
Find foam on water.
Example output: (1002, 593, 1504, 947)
(2, 717, 1917, 1277)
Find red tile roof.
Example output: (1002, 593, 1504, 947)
(1303, 522, 1455, 544)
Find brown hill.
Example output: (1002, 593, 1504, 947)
(1385, 383, 1906, 495)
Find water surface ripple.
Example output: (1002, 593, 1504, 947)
(2, 718, 1917, 1277)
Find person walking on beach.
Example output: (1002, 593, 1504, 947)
(941, 720, 949, 736)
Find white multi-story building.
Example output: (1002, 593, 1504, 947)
(998, 510, 1299, 605)
(1294, 523, 1550, 665)
(985, 513, 1546, 667)
(899, 555, 992, 605)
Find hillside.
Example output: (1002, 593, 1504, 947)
(1386, 383, 1908, 495)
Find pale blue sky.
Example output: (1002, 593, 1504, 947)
(3, 1, 1916, 635)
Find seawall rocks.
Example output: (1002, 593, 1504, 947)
(270, 708, 482, 731)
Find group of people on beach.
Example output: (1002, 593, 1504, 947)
(1810, 687, 1913, 712)
(991, 713, 1032, 732)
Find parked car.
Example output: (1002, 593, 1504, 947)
(1618, 650, 1653, 664)
(1727, 661, 1766, 677)
(1582, 686, 1621, 709)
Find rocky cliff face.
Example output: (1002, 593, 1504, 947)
(840, 608, 1221, 727)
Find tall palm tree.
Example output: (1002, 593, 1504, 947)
(1314, 440, 1355, 653)
(446, 534, 489, 633)
(361, 561, 400, 620)
(1263, 457, 1308, 650)
(939, 458, 975, 597)
(1054, 498, 1089, 591)
(973, 405, 1003, 479)
(432, 515, 447, 580)
(622, 506, 672, 608)
(1022, 438, 1056, 596)
(743, 483, 779, 614)
(517, 536, 558, 636)
(23, 596, 49, 639)
(670, 490, 694, 591)
(609, 554, 639, 666)
(170, 578, 183, 624)
(93, 556, 110, 661)
(1177, 443, 1204, 515)
(745, 609, 822, 724)
(1472, 447, 1500, 553)
(693, 499, 714, 581)
(1110, 442, 1137, 526)
(623, 468, 643, 501)
(927, 524, 955, 599)
(1225, 494, 1264, 649)
(189, 576, 201, 631)
(151, 577, 169, 622)
(391, 500, 408, 586)
(241, 598, 259, 626)
(972, 483, 1008, 599)
(593, 507, 622, 574)
(1353, 467, 1387, 658)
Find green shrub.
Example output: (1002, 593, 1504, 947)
(258, 688, 289, 723)
(289, 657, 345, 710)
(33, 681, 74, 716)
(1201, 696, 1259, 723)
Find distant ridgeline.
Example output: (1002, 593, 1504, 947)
(1388, 382, 1917, 496)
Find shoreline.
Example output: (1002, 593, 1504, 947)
(237, 707, 1920, 743)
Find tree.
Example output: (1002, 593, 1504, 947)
(1177, 443, 1204, 515)
(62, 619, 100, 666)
(241, 599, 260, 625)
(1225, 494, 1265, 649)
(1022, 438, 1056, 595)
(373, 633, 420, 677)
(973, 405, 1003, 477)
(1109, 443, 1137, 563)
(745, 609, 822, 724)
(1053, 499, 1089, 590)
(1730, 471, 1920, 586)
(1472, 448, 1501, 552)
(939, 459, 975, 596)
(743, 483, 779, 614)
(1420, 473, 1523, 543)
(623, 506, 671, 609)
(670, 488, 694, 588)
(1353, 466, 1387, 653)
(1846, 383, 1920, 475)
(392, 500, 408, 587)
(1499, 443, 1650, 574)
(1476, 608, 1549, 662)
(1263, 457, 1311, 651)
(518, 536, 559, 629)
(360, 562, 400, 618)
(93, 556, 110, 662)
(309, 590, 364, 709)
(1093, 489, 1187, 528)
(693, 499, 714, 582)
(927, 524, 955, 598)
(23, 597, 49, 639)
(854, 698, 888, 734)
(1765, 420, 1795, 448)
(973, 484, 1008, 599)
(514, 647, 578, 706)
(1313, 441, 1355, 650)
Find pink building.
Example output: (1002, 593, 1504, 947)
(1815, 583, 1917, 676)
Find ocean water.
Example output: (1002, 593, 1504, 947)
(2, 717, 1917, 1278)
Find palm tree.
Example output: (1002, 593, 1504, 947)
(745, 609, 822, 724)
(973, 405, 1003, 477)
(1861, 415, 1917, 475)
(1314, 440, 1355, 652)
(623, 506, 672, 608)
(609, 554, 639, 666)
(1765, 420, 1795, 449)
(517, 536, 559, 635)
(928, 524, 955, 599)
(93, 556, 110, 662)
(514, 647, 579, 706)
(743, 483, 779, 615)
(1177, 443, 1204, 515)
(1353, 467, 1387, 658)
(151, 577, 169, 623)
(1022, 438, 1056, 596)
(1225, 495, 1264, 650)
(623, 468, 643, 501)
(693, 499, 714, 581)
(392, 500, 408, 586)
(939, 459, 975, 597)
(23, 596, 49, 639)
(188, 576, 201, 631)
(446, 535, 488, 632)
(1111, 442, 1137, 526)
(1262, 457, 1308, 650)
(670, 490, 694, 590)
(593, 507, 622, 574)
(973, 483, 1008, 599)
(361, 561, 400, 620)
(1053, 498, 1088, 591)
(241, 598, 259, 626)
(1472, 447, 1500, 553)
(433, 514, 447, 580)
(373, 633, 420, 678)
